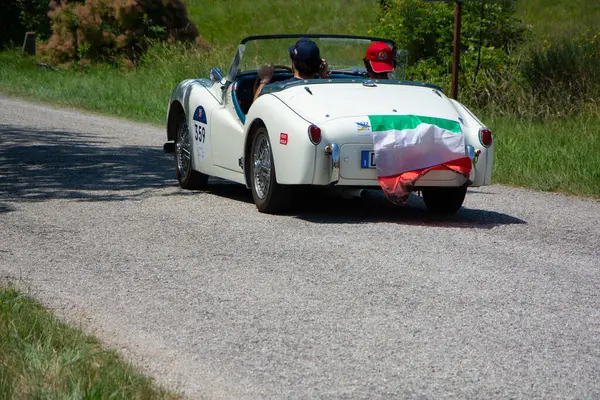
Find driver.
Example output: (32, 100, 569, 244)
(363, 42, 395, 79)
(253, 38, 329, 102)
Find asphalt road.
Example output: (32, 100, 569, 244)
(1, 96, 598, 399)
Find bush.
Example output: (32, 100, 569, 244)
(373, 0, 600, 118)
(375, 0, 527, 76)
(522, 33, 600, 108)
(465, 32, 600, 118)
(373, 0, 531, 112)
(0, 0, 53, 48)
(40, 0, 203, 67)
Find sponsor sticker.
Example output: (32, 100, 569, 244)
(280, 133, 288, 145)
(193, 105, 207, 124)
(355, 121, 372, 135)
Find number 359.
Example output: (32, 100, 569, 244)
(194, 123, 205, 143)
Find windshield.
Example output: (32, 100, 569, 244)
(229, 35, 407, 80)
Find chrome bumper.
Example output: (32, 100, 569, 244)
(324, 143, 340, 185)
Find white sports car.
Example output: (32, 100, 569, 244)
(164, 34, 494, 214)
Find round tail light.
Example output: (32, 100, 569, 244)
(308, 124, 321, 145)
(479, 127, 492, 147)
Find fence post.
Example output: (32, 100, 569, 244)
(451, 1, 462, 100)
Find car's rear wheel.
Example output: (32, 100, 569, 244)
(250, 127, 291, 214)
(175, 115, 208, 189)
(422, 186, 467, 214)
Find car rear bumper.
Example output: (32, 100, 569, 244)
(320, 141, 474, 188)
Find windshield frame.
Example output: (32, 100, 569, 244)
(225, 34, 399, 83)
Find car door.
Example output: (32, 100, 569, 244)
(211, 84, 246, 175)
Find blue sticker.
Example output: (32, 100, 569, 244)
(355, 121, 371, 133)
(193, 106, 207, 124)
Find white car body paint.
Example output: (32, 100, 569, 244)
(166, 37, 493, 194)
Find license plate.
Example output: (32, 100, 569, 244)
(360, 150, 376, 169)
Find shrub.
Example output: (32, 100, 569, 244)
(375, 0, 527, 75)
(40, 0, 203, 66)
(0, 0, 53, 48)
(522, 33, 600, 107)
(373, 0, 531, 113)
(0, 0, 23, 49)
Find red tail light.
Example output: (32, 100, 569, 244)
(308, 124, 321, 145)
(479, 127, 493, 147)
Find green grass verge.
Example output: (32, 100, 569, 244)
(0, 48, 229, 125)
(0, 285, 180, 399)
(185, 0, 376, 45)
(517, 0, 600, 40)
(490, 114, 600, 197)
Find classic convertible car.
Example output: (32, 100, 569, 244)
(164, 34, 494, 214)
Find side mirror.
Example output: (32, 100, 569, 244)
(209, 67, 225, 84)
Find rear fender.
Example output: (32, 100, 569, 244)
(244, 95, 316, 185)
(450, 99, 494, 186)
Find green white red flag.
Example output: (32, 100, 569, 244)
(370, 115, 472, 203)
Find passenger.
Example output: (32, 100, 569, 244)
(364, 42, 395, 79)
(253, 38, 329, 102)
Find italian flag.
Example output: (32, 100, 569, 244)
(370, 115, 472, 204)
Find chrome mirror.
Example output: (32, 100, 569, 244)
(209, 67, 224, 83)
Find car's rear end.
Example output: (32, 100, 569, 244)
(271, 80, 493, 190)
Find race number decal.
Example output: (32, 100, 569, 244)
(192, 105, 208, 158)
(194, 123, 206, 143)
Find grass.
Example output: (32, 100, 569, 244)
(185, 0, 376, 46)
(516, 0, 600, 41)
(0, 47, 229, 125)
(0, 284, 180, 399)
(490, 114, 600, 197)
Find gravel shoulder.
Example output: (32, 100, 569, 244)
(1, 96, 598, 399)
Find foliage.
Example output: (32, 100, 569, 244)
(522, 33, 600, 111)
(375, 0, 527, 78)
(0, 0, 53, 48)
(40, 0, 203, 67)
(373, 0, 600, 119)
(373, 0, 529, 110)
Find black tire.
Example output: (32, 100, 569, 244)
(422, 186, 467, 214)
(174, 115, 208, 190)
(249, 127, 292, 214)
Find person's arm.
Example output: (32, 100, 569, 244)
(253, 79, 270, 103)
(253, 64, 274, 103)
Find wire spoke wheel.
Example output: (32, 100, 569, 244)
(252, 134, 272, 200)
(249, 127, 291, 214)
(173, 112, 208, 190)
(176, 119, 192, 179)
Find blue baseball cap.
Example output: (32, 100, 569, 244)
(288, 38, 321, 64)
